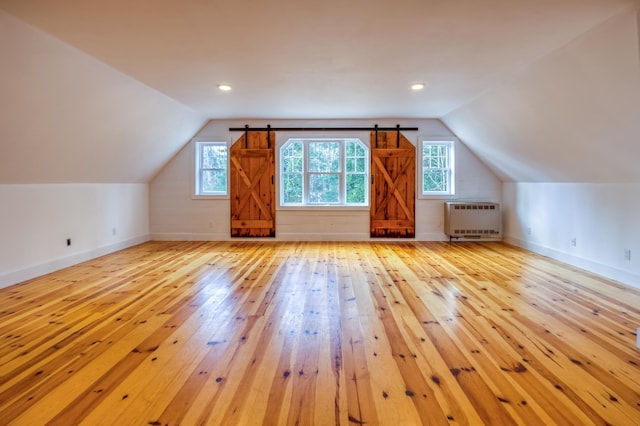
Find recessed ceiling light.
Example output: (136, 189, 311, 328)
(411, 83, 425, 91)
(217, 83, 232, 92)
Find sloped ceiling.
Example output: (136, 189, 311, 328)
(0, 0, 635, 119)
(442, 9, 640, 182)
(0, 10, 207, 183)
(0, 0, 639, 184)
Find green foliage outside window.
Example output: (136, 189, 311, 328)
(197, 142, 228, 195)
(345, 141, 366, 204)
(280, 139, 368, 206)
(422, 142, 453, 194)
(282, 141, 304, 203)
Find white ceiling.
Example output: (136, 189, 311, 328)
(0, 0, 636, 119)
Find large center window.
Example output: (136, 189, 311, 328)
(280, 138, 369, 207)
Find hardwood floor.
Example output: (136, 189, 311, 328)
(0, 241, 639, 425)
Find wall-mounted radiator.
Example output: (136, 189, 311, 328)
(444, 202, 502, 240)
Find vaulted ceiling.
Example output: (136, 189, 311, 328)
(1, 0, 639, 183)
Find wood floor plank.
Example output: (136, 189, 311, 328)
(1, 241, 639, 425)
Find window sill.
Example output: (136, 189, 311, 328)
(417, 193, 456, 200)
(277, 205, 369, 212)
(191, 194, 230, 200)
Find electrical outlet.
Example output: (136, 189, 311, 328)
(570, 238, 577, 247)
(624, 249, 631, 261)
(112, 227, 117, 236)
(526, 227, 531, 236)
(66, 238, 71, 246)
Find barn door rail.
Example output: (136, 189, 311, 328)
(242, 124, 273, 148)
(232, 124, 418, 149)
(229, 125, 418, 132)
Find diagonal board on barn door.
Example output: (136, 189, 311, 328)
(230, 131, 275, 237)
(372, 154, 414, 219)
(230, 154, 272, 223)
(370, 131, 415, 238)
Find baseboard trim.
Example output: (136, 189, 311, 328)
(505, 235, 639, 290)
(151, 232, 451, 242)
(416, 233, 449, 241)
(0, 235, 150, 289)
(5, 232, 635, 290)
(150, 233, 230, 241)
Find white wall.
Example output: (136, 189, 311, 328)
(150, 119, 501, 241)
(0, 11, 206, 288)
(441, 8, 640, 288)
(503, 183, 640, 288)
(0, 184, 149, 288)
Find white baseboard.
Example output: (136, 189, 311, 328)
(416, 233, 450, 241)
(151, 232, 451, 242)
(276, 233, 379, 241)
(505, 235, 640, 290)
(6, 231, 635, 291)
(0, 235, 150, 289)
(150, 232, 231, 241)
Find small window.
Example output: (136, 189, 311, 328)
(195, 141, 228, 196)
(421, 140, 455, 195)
(280, 138, 369, 207)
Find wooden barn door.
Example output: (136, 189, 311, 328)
(230, 131, 275, 237)
(370, 131, 415, 238)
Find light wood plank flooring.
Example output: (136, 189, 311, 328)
(0, 241, 639, 425)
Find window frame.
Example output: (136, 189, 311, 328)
(193, 140, 229, 199)
(419, 138, 456, 198)
(278, 137, 370, 209)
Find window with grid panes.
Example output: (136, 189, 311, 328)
(280, 139, 369, 206)
(421, 140, 454, 195)
(195, 141, 228, 196)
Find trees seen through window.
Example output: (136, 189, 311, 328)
(280, 139, 368, 206)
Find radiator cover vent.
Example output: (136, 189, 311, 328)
(444, 202, 501, 240)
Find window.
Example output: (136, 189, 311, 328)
(195, 141, 228, 196)
(421, 140, 455, 195)
(280, 138, 368, 206)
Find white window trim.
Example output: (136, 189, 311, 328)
(276, 134, 370, 210)
(192, 139, 230, 199)
(418, 137, 456, 199)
